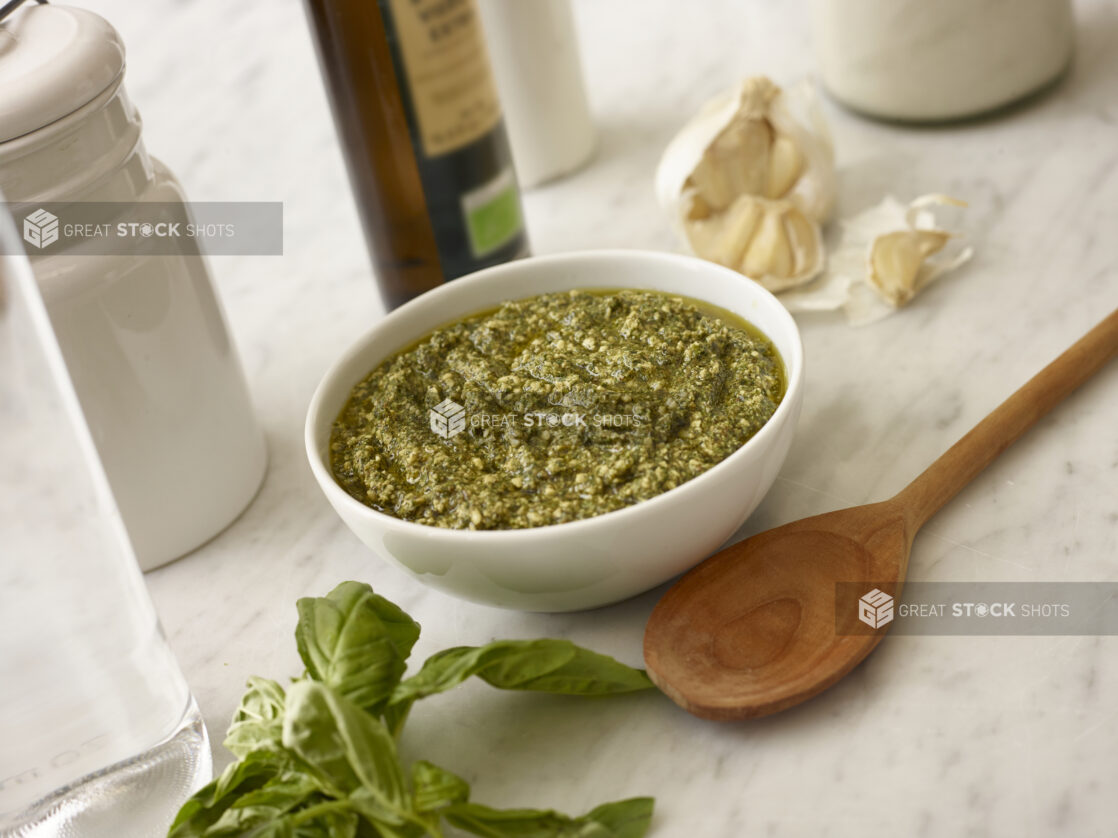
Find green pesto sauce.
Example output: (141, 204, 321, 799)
(330, 288, 785, 530)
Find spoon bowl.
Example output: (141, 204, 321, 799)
(645, 502, 908, 719)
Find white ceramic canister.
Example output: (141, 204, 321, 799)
(0, 4, 267, 570)
(476, 0, 596, 187)
(811, 0, 1075, 121)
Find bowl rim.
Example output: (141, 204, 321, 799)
(305, 248, 804, 542)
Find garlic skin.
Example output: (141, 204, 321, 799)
(657, 76, 835, 290)
(780, 194, 973, 326)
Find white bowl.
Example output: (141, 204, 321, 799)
(306, 250, 803, 612)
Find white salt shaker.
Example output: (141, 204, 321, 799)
(477, 0, 596, 187)
(811, 0, 1075, 121)
(0, 4, 267, 570)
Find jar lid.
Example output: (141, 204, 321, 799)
(0, 4, 126, 144)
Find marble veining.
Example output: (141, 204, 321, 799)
(66, 0, 1118, 835)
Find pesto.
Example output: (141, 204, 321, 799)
(330, 289, 784, 529)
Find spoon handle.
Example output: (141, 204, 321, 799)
(896, 308, 1118, 533)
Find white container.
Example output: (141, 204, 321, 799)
(477, 0, 596, 187)
(811, 0, 1074, 121)
(307, 251, 804, 612)
(0, 5, 266, 570)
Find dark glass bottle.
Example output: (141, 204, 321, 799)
(304, 0, 529, 310)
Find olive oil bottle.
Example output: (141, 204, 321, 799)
(304, 0, 529, 309)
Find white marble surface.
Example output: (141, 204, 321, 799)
(73, 0, 1118, 835)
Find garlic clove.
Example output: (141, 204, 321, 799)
(867, 229, 953, 306)
(742, 204, 795, 279)
(688, 116, 774, 210)
(765, 134, 805, 200)
(683, 193, 764, 268)
(783, 208, 819, 273)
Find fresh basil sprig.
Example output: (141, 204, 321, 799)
(169, 582, 656, 838)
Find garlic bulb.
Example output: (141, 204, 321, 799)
(780, 194, 974, 326)
(657, 76, 836, 290)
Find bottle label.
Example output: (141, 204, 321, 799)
(460, 166, 522, 256)
(385, 0, 502, 157)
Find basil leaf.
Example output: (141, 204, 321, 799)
(294, 808, 358, 838)
(411, 760, 470, 812)
(577, 798, 656, 838)
(205, 773, 321, 833)
(382, 701, 412, 740)
(345, 791, 432, 838)
(388, 640, 653, 709)
(205, 798, 359, 838)
(281, 680, 409, 825)
(317, 812, 359, 838)
(442, 796, 654, 838)
(207, 819, 296, 838)
(224, 677, 287, 758)
(295, 581, 421, 713)
(168, 749, 288, 837)
(444, 802, 573, 838)
(473, 642, 652, 694)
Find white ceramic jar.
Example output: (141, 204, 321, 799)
(0, 5, 266, 570)
(811, 0, 1075, 121)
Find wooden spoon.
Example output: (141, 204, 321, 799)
(644, 309, 1118, 721)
